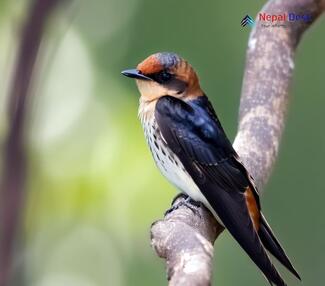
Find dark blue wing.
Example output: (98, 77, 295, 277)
(155, 95, 257, 194)
(155, 95, 286, 286)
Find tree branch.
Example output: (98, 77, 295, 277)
(0, 1, 64, 285)
(150, 1, 325, 285)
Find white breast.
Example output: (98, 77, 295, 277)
(138, 101, 222, 224)
(141, 117, 216, 211)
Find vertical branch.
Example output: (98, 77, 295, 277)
(233, 0, 325, 189)
(0, 1, 64, 285)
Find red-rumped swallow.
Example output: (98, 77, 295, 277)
(122, 52, 300, 286)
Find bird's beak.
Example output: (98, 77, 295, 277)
(121, 69, 152, 81)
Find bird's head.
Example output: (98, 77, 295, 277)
(122, 52, 203, 102)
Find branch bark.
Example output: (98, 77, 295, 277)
(150, 1, 325, 285)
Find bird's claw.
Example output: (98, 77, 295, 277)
(184, 196, 202, 217)
(171, 193, 188, 206)
(164, 194, 202, 217)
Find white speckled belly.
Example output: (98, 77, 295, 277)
(139, 114, 223, 224)
(141, 117, 218, 210)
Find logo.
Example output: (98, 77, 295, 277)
(241, 15, 255, 27)
(259, 12, 312, 23)
(241, 12, 312, 29)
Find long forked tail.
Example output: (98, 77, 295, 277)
(258, 214, 301, 281)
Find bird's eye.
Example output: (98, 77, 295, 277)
(154, 70, 172, 83)
(160, 70, 172, 82)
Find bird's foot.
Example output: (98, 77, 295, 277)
(165, 193, 187, 216)
(171, 193, 188, 205)
(165, 194, 202, 217)
(184, 196, 201, 208)
(183, 196, 202, 217)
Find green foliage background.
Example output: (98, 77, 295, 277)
(0, 0, 324, 285)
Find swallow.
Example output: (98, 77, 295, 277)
(122, 52, 301, 286)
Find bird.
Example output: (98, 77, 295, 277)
(121, 52, 300, 286)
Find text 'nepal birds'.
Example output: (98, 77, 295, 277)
(122, 52, 300, 286)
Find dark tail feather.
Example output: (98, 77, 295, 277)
(206, 191, 287, 286)
(259, 214, 301, 281)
